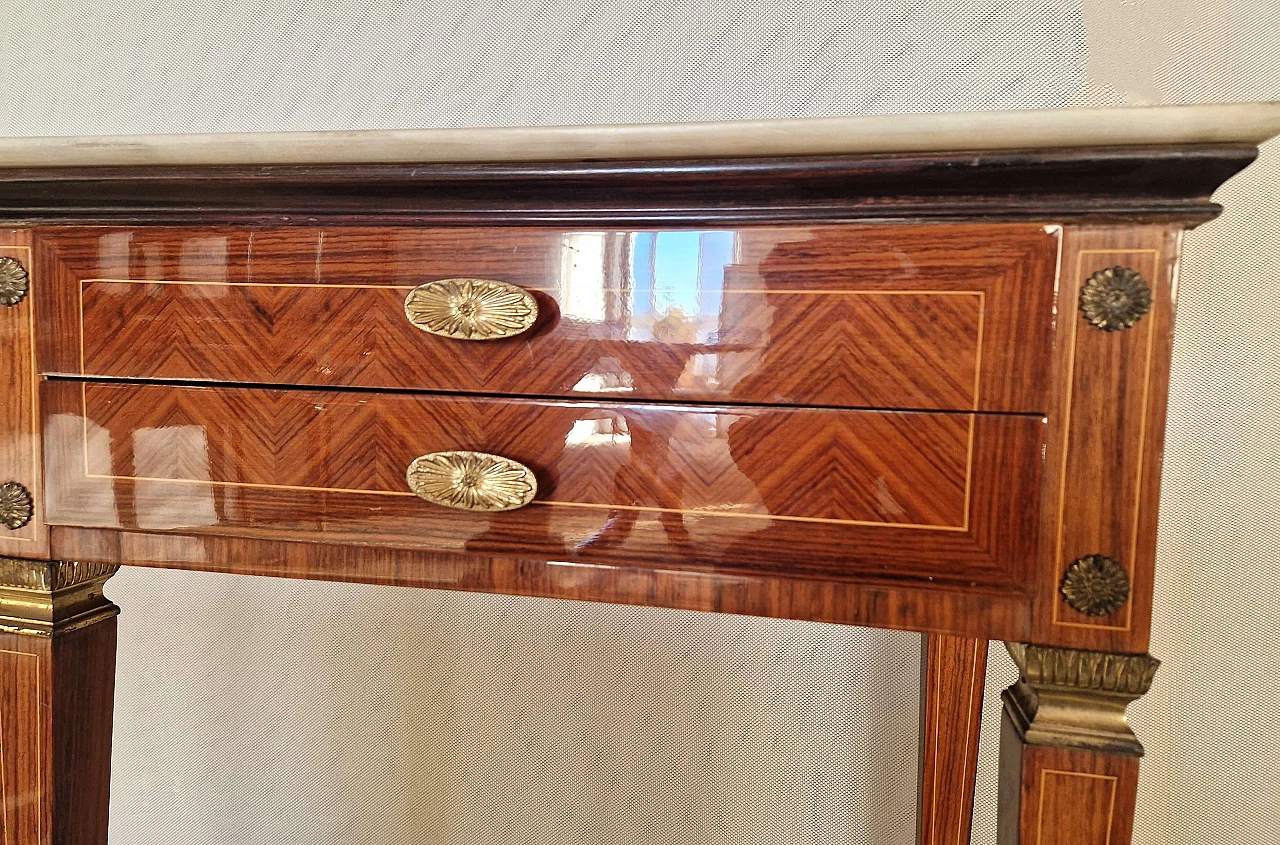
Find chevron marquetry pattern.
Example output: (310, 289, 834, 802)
(43, 224, 1059, 412)
(75, 383, 968, 527)
(43, 381, 1044, 587)
(45, 384, 1049, 586)
(36, 223, 1055, 586)
(716, 289, 981, 408)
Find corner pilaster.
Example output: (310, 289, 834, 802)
(0, 557, 119, 844)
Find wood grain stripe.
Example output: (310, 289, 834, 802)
(918, 635, 987, 845)
(0, 237, 45, 557)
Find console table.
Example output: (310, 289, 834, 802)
(0, 103, 1277, 844)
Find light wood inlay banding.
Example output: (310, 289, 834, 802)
(1036, 770, 1119, 845)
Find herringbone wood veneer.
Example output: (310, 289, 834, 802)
(37, 224, 1058, 412)
(44, 381, 1044, 589)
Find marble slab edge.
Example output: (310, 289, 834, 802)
(1, 103, 1279, 168)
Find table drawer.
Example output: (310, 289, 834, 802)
(44, 382, 1043, 588)
(39, 223, 1058, 412)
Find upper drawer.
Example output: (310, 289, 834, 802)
(36, 224, 1059, 412)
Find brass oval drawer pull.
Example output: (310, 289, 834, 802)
(404, 278, 537, 340)
(406, 450, 538, 512)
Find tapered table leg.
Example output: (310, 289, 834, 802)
(0, 558, 119, 845)
(918, 634, 987, 845)
(997, 643, 1158, 845)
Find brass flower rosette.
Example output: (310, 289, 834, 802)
(1079, 266, 1151, 332)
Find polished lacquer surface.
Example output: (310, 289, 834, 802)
(42, 382, 1043, 588)
(0, 125, 1273, 845)
(0, 211, 1182, 843)
(36, 224, 1058, 412)
(25, 219, 1183, 653)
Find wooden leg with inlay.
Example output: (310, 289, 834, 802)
(917, 634, 987, 845)
(0, 558, 119, 845)
(997, 643, 1158, 845)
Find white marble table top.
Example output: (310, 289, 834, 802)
(1, 103, 1279, 168)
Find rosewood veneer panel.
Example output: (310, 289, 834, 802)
(38, 224, 1058, 412)
(43, 381, 1044, 589)
(1032, 226, 1181, 654)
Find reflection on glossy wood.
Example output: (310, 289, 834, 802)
(0, 231, 46, 558)
(1032, 226, 1180, 654)
(51, 526, 1033, 642)
(44, 381, 1045, 588)
(1, 132, 1273, 845)
(40, 224, 1058, 412)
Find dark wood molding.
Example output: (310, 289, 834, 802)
(0, 144, 1257, 226)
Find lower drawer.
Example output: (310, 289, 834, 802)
(43, 382, 1043, 588)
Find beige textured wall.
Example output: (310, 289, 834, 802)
(1089, 2, 1279, 842)
(973, 3, 1280, 843)
(1, 2, 1276, 842)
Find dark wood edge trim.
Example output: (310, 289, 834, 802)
(0, 205, 1229, 228)
(0, 144, 1256, 226)
(50, 526, 1033, 640)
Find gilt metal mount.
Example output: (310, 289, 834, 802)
(1061, 554, 1131, 617)
(0, 257, 28, 307)
(404, 278, 538, 340)
(407, 450, 538, 512)
(0, 482, 33, 530)
(1079, 266, 1152, 331)
(1003, 643, 1159, 756)
(0, 558, 121, 637)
